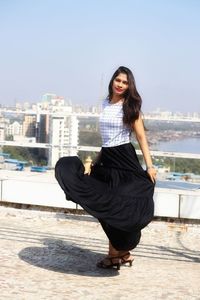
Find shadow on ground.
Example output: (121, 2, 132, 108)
(18, 238, 119, 277)
(18, 234, 200, 279)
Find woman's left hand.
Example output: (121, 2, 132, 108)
(147, 167, 157, 183)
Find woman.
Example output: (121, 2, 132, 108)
(55, 66, 156, 270)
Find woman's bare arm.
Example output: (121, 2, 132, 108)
(132, 115, 156, 182)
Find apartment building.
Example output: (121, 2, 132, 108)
(48, 114, 79, 167)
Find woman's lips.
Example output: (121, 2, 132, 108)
(115, 88, 123, 92)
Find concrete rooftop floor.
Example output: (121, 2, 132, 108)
(0, 206, 200, 300)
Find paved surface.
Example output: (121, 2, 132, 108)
(0, 207, 200, 300)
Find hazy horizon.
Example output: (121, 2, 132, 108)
(1, 0, 200, 113)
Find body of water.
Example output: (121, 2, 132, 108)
(152, 137, 200, 154)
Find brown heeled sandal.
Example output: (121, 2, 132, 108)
(96, 256, 121, 270)
(120, 252, 134, 267)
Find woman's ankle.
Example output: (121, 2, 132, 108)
(119, 251, 130, 257)
(108, 250, 120, 257)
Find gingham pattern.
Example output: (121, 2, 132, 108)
(99, 98, 131, 147)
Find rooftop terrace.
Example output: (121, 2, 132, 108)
(0, 206, 200, 300)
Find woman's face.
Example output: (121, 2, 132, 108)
(112, 73, 129, 97)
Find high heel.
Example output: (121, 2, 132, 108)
(96, 256, 121, 270)
(120, 252, 134, 267)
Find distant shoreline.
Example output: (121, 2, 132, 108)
(151, 137, 200, 154)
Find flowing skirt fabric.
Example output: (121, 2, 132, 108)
(55, 143, 154, 251)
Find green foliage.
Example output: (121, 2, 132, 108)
(78, 151, 99, 163)
(5, 134, 14, 141)
(144, 120, 200, 132)
(155, 157, 200, 174)
(79, 131, 102, 146)
(2, 146, 47, 165)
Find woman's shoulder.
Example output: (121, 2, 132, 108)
(102, 97, 109, 108)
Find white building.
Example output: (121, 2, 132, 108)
(0, 115, 4, 141)
(6, 121, 23, 137)
(0, 117, 5, 141)
(0, 127, 4, 141)
(48, 114, 79, 167)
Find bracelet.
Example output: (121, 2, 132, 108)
(146, 165, 155, 170)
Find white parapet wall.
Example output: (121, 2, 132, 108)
(154, 189, 180, 218)
(0, 170, 200, 219)
(180, 195, 200, 219)
(0, 170, 76, 209)
(154, 188, 200, 219)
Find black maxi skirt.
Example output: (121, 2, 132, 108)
(55, 143, 155, 251)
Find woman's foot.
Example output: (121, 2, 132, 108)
(96, 256, 121, 270)
(119, 252, 134, 267)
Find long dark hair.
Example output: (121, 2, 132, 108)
(108, 66, 142, 127)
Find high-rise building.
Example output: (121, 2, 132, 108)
(48, 114, 79, 167)
(36, 114, 50, 162)
(23, 115, 36, 137)
(42, 93, 57, 103)
(37, 114, 50, 143)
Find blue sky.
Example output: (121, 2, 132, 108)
(0, 0, 200, 112)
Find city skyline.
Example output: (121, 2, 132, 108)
(1, 0, 200, 113)
(1, 91, 200, 116)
